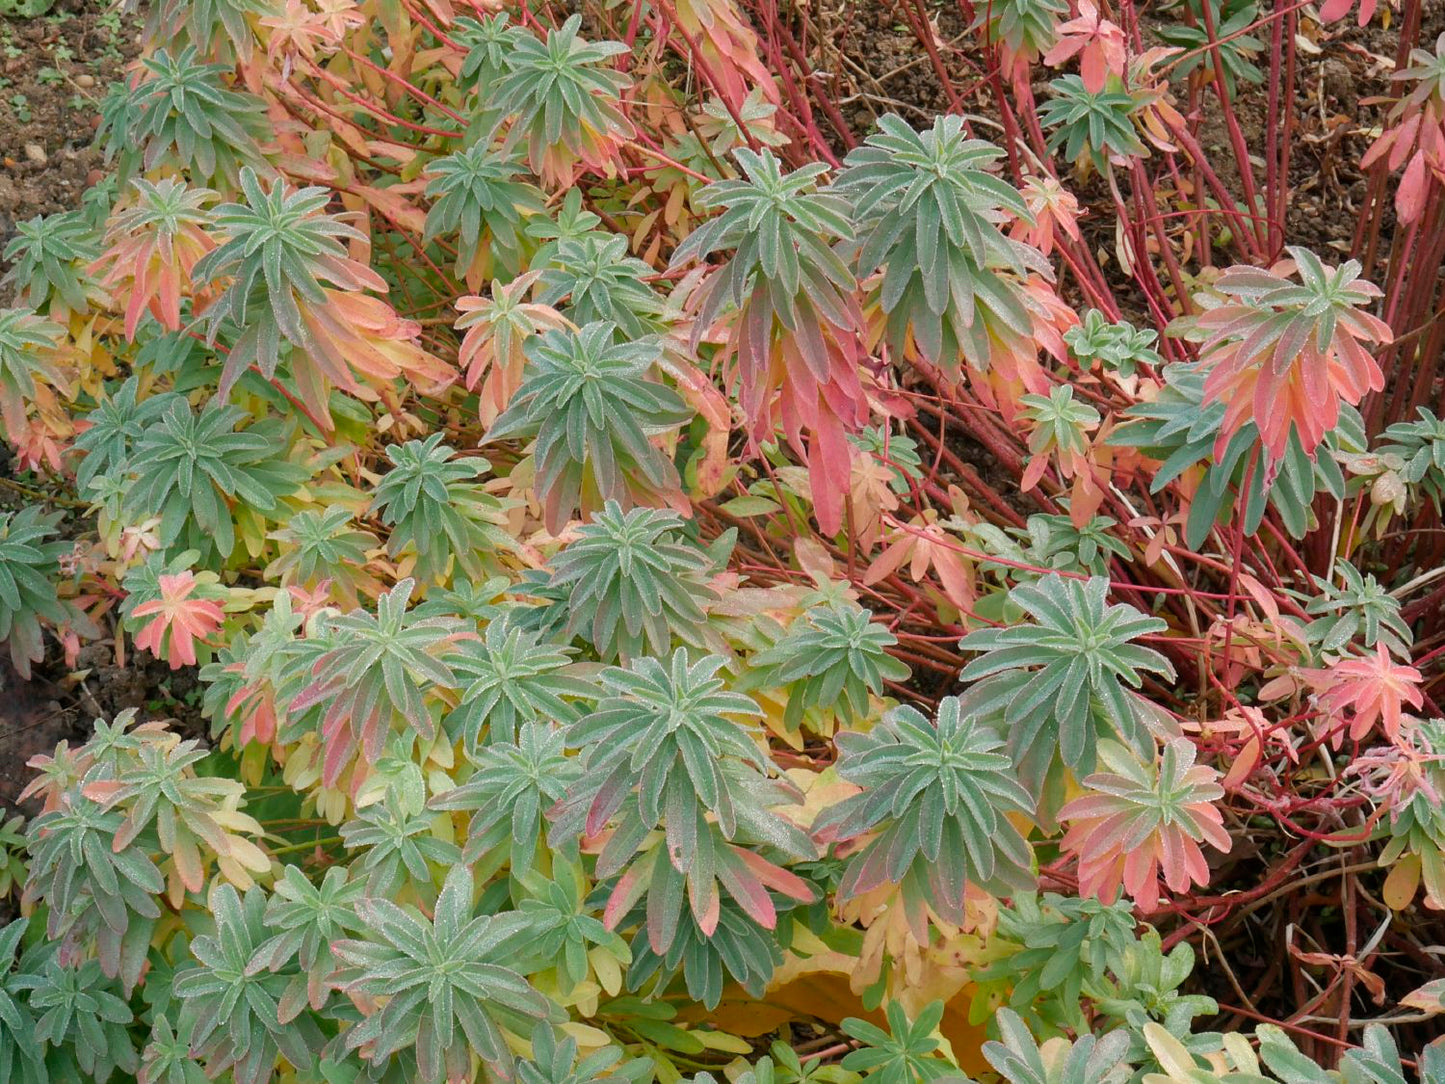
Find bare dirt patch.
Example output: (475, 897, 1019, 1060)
(0, 0, 136, 254)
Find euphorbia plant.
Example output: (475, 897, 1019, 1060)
(1363, 31, 1445, 225)
(487, 323, 692, 532)
(834, 113, 1066, 415)
(670, 148, 866, 534)
(423, 144, 545, 289)
(816, 695, 1037, 934)
(485, 14, 635, 185)
(91, 178, 217, 340)
(958, 574, 1174, 807)
(1171, 247, 1391, 461)
(7, 0, 1445, 1076)
(193, 169, 452, 427)
(128, 570, 227, 668)
(98, 46, 270, 187)
(0, 307, 63, 441)
(3, 211, 102, 318)
(1059, 739, 1230, 912)
(288, 578, 469, 786)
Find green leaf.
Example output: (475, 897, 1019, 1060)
(545, 502, 720, 662)
(957, 574, 1173, 806)
(332, 865, 562, 1082)
(488, 323, 692, 533)
(817, 695, 1036, 925)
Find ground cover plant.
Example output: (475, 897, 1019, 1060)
(3, 0, 1445, 1079)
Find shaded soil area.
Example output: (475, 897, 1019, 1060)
(0, 645, 207, 818)
(0, 657, 66, 811)
(0, 471, 206, 819)
(0, 0, 135, 253)
(822, 0, 1445, 269)
(0, 2, 145, 816)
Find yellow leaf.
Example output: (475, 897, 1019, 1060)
(758, 689, 806, 750)
(784, 919, 834, 957)
(783, 767, 858, 830)
(1143, 1023, 1196, 1080)
(795, 537, 836, 583)
(589, 946, 623, 996)
(315, 785, 349, 825)
(559, 1022, 613, 1053)
(676, 950, 992, 1075)
(429, 813, 456, 846)
(236, 504, 270, 560)
(215, 855, 256, 891)
(1384, 853, 1422, 910)
(211, 809, 264, 835)
(220, 837, 270, 875)
(696, 1031, 754, 1054)
(239, 741, 268, 785)
(631, 208, 660, 254)
(537, 970, 601, 1016)
(1221, 1031, 1259, 1074)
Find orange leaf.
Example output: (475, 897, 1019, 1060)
(1384, 853, 1422, 911)
(1402, 976, 1445, 1015)
(352, 182, 428, 235)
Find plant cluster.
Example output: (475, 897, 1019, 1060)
(0, 0, 1444, 1080)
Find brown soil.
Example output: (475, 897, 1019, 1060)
(0, 3, 144, 814)
(0, 657, 68, 811)
(1280, 6, 1445, 256)
(0, 637, 207, 818)
(0, 0, 136, 255)
(822, 0, 1445, 271)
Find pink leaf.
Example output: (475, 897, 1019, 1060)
(1398, 152, 1429, 225)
